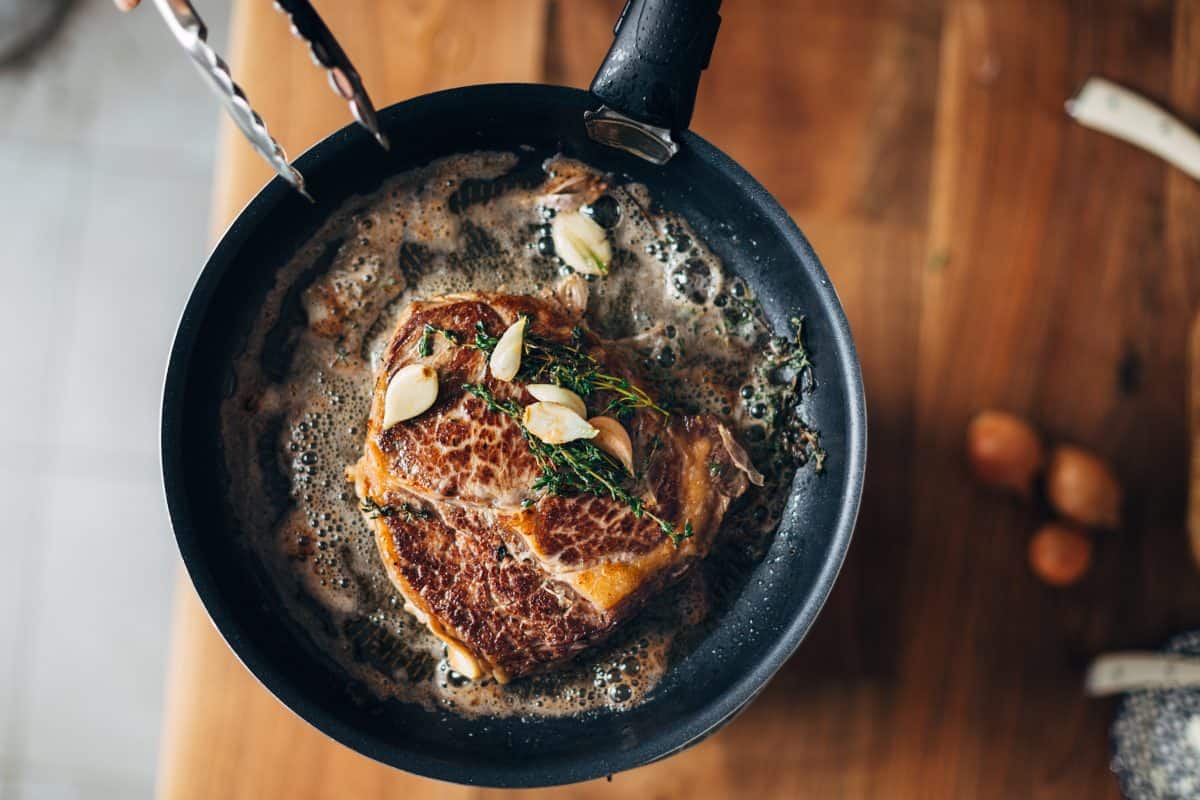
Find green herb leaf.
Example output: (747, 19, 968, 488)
(461, 382, 689, 545)
(520, 327, 669, 417)
(359, 497, 392, 519)
(417, 323, 459, 358)
(359, 497, 431, 523)
(468, 320, 499, 353)
(464, 320, 667, 417)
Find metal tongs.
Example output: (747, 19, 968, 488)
(150, 0, 388, 200)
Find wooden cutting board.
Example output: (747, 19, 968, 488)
(157, 1, 1200, 798)
(1191, 312, 1200, 568)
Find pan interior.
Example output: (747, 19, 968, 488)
(163, 84, 863, 787)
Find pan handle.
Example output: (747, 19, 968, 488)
(585, 0, 722, 164)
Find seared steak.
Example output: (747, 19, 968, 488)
(350, 292, 761, 682)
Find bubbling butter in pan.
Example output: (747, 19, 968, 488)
(220, 151, 822, 719)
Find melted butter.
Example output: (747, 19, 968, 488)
(220, 151, 809, 719)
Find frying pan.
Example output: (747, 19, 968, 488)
(161, 0, 865, 787)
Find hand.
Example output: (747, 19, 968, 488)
(114, 0, 140, 9)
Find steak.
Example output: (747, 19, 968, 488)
(350, 292, 762, 682)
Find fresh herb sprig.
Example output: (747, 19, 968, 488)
(462, 382, 691, 545)
(417, 324, 460, 358)
(523, 327, 669, 418)
(784, 316, 816, 394)
(359, 497, 432, 523)
(467, 320, 499, 353)
(468, 318, 668, 418)
(755, 315, 825, 472)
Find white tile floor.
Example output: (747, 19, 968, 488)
(0, 1, 230, 797)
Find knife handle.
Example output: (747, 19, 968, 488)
(1067, 77, 1200, 182)
(1085, 652, 1200, 697)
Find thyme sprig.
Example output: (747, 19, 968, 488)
(467, 320, 499, 353)
(467, 317, 667, 417)
(359, 497, 432, 523)
(417, 324, 460, 358)
(522, 326, 669, 418)
(785, 316, 816, 394)
(754, 315, 825, 472)
(462, 382, 691, 545)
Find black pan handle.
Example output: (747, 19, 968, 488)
(585, 0, 722, 164)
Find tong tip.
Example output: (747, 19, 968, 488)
(347, 96, 389, 151)
(280, 165, 315, 203)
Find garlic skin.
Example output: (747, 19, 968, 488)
(556, 273, 590, 316)
(526, 384, 587, 419)
(588, 416, 634, 473)
(551, 211, 611, 276)
(489, 317, 526, 382)
(523, 402, 598, 444)
(382, 364, 439, 429)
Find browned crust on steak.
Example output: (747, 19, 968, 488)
(351, 292, 755, 682)
(371, 497, 611, 681)
(499, 416, 748, 573)
(368, 296, 542, 506)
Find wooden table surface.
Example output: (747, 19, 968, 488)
(157, 1, 1200, 797)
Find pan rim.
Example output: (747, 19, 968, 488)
(160, 82, 866, 788)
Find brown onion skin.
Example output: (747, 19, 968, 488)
(966, 410, 1045, 497)
(1028, 524, 1093, 586)
(1046, 446, 1122, 530)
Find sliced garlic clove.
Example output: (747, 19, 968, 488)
(525, 384, 587, 419)
(588, 416, 635, 473)
(551, 211, 611, 276)
(444, 638, 483, 680)
(523, 402, 598, 445)
(382, 364, 439, 429)
(489, 316, 526, 382)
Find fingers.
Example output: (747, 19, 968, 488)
(114, 0, 140, 10)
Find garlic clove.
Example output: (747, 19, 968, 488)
(966, 410, 1044, 497)
(444, 638, 483, 680)
(489, 316, 526, 382)
(382, 364, 439, 429)
(588, 416, 634, 473)
(1046, 445, 1122, 530)
(1028, 523, 1093, 587)
(526, 384, 587, 419)
(523, 402, 598, 445)
(551, 211, 611, 276)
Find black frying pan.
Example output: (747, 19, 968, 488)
(161, 0, 865, 787)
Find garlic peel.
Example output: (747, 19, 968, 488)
(490, 317, 526, 382)
(588, 416, 634, 473)
(551, 211, 611, 276)
(526, 384, 587, 419)
(382, 364, 439, 429)
(523, 402, 598, 444)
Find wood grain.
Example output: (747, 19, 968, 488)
(160, 1, 1200, 797)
